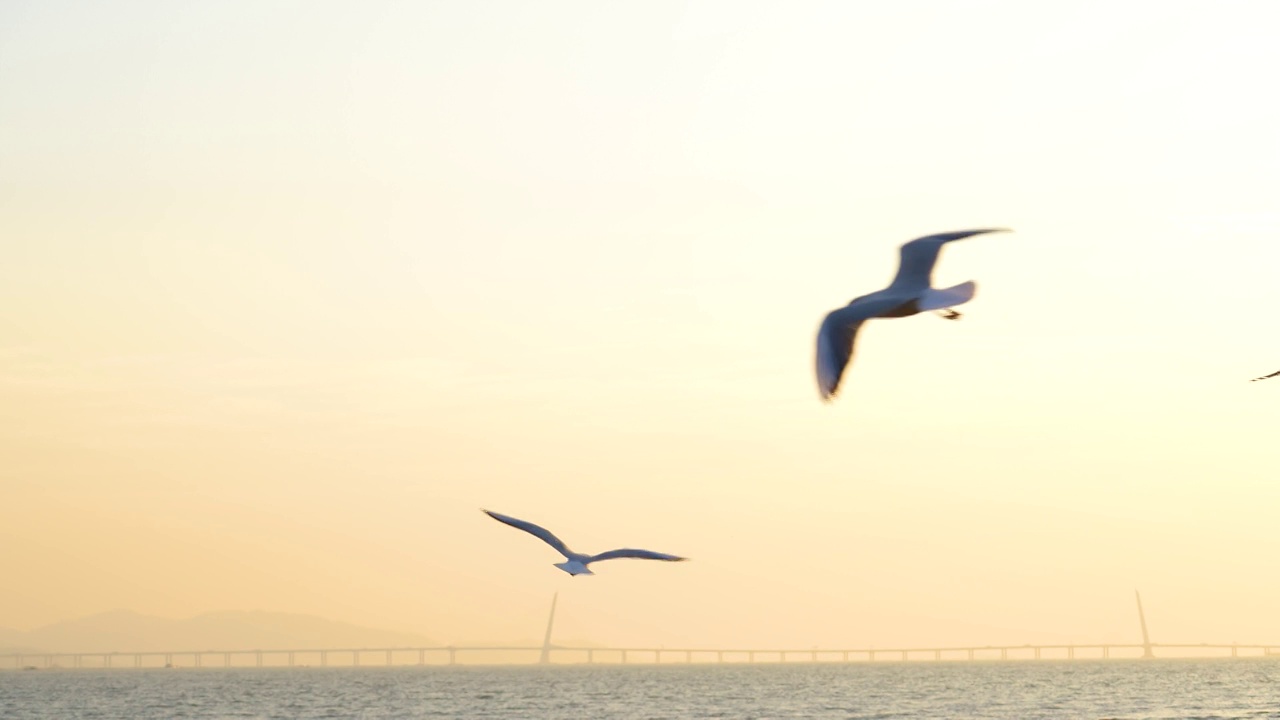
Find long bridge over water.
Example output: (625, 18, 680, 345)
(6, 592, 1277, 670)
(5, 641, 1280, 671)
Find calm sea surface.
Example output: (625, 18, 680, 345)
(3, 660, 1278, 719)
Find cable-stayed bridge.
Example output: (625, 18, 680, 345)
(4, 592, 1276, 669)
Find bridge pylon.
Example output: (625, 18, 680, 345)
(1135, 590, 1154, 658)
(539, 592, 558, 665)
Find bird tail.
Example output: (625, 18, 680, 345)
(918, 281, 976, 311)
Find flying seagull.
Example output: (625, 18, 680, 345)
(815, 228, 1010, 401)
(1252, 369, 1280, 382)
(483, 510, 688, 576)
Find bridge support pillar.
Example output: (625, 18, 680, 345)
(1034, 648, 1040, 660)
(418, 649, 424, 666)
(105, 654, 112, 669)
(934, 650, 941, 661)
(1000, 649, 1007, 660)
(717, 651, 724, 663)
(1232, 645, 1238, 658)
(448, 648, 456, 666)
(869, 650, 876, 662)
(256, 652, 263, 668)
(747, 651, 754, 663)
(686, 650, 692, 663)
(224, 653, 231, 668)
(288, 652, 294, 667)
(320, 651, 327, 667)
(842, 651, 848, 662)
(901, 650, 907, 661)
(587, 649, 594, 664)
(967, 649, 974, 661)
(353, 651, 360, 667)
(811, 650, 817, 662)
(1067, 646, 1074, 660)
(621, 650, 627, 664)
(193, 653, 201, 668)
(386, 650, 393, 666)
(1103, 646, 1109, 659)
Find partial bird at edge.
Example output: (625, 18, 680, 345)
(1251, 369, 1280, 382)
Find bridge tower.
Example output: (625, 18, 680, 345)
(1135, 590, 1155, 658)
(539, 592, 558, 665)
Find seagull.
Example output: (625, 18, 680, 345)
(482, 510, 688, 576)
(1252, 369, 1280, 382)
(815, 228, 1010, 401)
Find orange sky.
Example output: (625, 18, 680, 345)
(2, 0, 1279, 650)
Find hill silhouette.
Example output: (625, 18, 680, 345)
(0, 610, 435, 653)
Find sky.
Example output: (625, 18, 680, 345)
(2, 0, 1279, 651)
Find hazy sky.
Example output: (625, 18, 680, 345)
(3, 0, 1279, 650)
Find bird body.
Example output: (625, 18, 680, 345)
(1252, 370, 1280, 382)
(815, 228, 1009, 401)
(555, 559, 592, 576)
(483, 510, 687, 576)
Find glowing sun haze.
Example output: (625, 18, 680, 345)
(2, 0, 1279, 650)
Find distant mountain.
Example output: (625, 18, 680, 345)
(3, 610, 436, 653)
(0, 624, 41, 655)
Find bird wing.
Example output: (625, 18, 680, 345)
(815, 298, 900, 401)
(888, 228, 1009, 292)
(815, 308, 866, 402)
(1252, 370, 1280, 382)
(587, 548, 688, 563)
(483, 510, 574, 558)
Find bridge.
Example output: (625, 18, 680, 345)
(5, 591, 1277, 669)
(5, 642, 1278, 670)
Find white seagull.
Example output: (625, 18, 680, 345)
(815, 228, 1010, 401)
(483, 510, 688, 576)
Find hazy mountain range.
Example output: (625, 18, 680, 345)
(0, 610, 437, 654)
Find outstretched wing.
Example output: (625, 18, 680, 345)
(1252, 369, 1280, 382)
(483, 510, 574, 558)
(888, 228, 1009, 292)
(816, 307, 868, 402)
(587, 548, 688, 563)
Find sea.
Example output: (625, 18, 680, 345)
(2, 660, 1278, 719)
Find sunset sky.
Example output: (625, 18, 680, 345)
(3, 0, 1279, 651)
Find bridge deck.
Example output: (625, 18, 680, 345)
(4, 643, 1276, 669)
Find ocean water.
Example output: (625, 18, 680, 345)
(2, 660, 1278, 719)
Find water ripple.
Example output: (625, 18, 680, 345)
(2, 660, 1279, 719)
